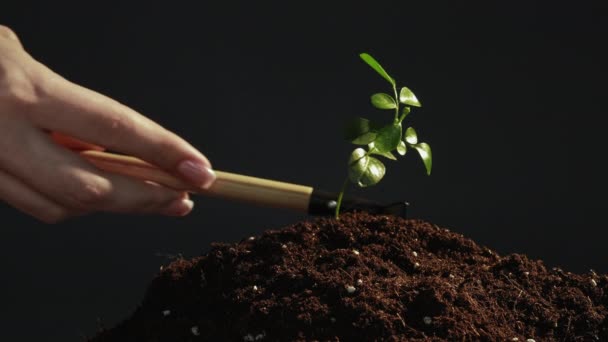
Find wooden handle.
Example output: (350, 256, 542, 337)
(79, 150, 314, 212)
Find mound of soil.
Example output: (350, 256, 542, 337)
(90, 213, 607, 341)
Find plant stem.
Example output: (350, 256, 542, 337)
(393, 85, 399, 122)
(398, 111, 407, 123)
(334, 177, 349, 219)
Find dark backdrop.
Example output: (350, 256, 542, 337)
(1, 1, 607, 340)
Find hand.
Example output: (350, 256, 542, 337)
(0, 25, 216, 223)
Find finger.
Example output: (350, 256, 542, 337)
(74, 174, 195, 216)
(0, 125, 193, 216)
(29, 74, 215, 188)
(49, 131, 105, 151)
(0, 25, 23, 48)
(0, 168, 74, 223)
(124, 182, 194, 216)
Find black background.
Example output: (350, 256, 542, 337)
(1, 1, 607, 340)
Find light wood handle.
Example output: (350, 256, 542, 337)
(79, 150, 314, 212)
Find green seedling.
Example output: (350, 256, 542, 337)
(335, 53, 433, 218)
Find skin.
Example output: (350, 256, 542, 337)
(0, 25, 216, 223)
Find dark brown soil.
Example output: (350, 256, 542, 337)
(89, 213, 608, 341)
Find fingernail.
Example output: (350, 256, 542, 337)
(162, 198, 195, 217)
(177, 160, 216, 189)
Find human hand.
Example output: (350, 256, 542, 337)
(0, 25, 216, 223)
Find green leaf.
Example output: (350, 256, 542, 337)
(399, 87, 421, 107)
(373, 124, 402, 153)
(344, 117, 377, 145)
(371, 93, 397, 110)
(397, 141, 407, 155)
(370, 149, 397, 160)
(404, 127, 418, 144)
(359, 53, 395, 87)
(348, 148, 367, 164)
(348, 152, 386, 187)
(412, 142, 432, 175)
(352, 133, 376, 145)
(401, 106, 411, 120)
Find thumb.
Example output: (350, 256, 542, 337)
(0, 25, 23, 49)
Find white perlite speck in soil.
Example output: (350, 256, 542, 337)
(191, 326, 200, 336)
(412, 251, 418, 257)
(356, 278, 363, 286)
(352, 249, 360, 255)
(423, 316, 432, 325)
(162, 309, 170, 317)
(346, 285, 356, 294)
